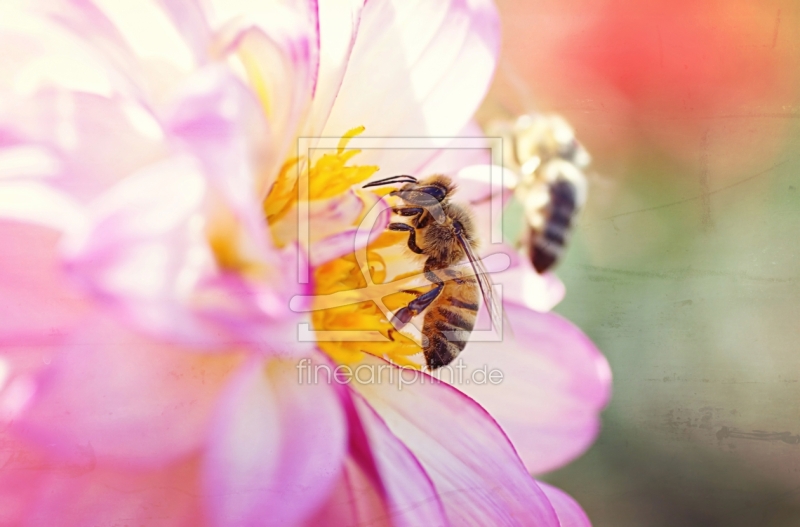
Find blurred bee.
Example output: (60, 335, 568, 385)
(363, 174, 501, 369)
(487, 113, 590, 273)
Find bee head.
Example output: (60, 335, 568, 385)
(363, 174, 456, 224)
(363, 173, 455, 202)
(409, 174, 455, 203)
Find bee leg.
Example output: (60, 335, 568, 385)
(391, 283, 443, 330)
(393, 207, 428, 228)
(388, 222, 424, 254)
(392, 207, 424, 217)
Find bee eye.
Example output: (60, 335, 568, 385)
(418, 185, 447, 202)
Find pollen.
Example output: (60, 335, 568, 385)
(311, 231, 426, 369)
(309, 126, 379, 200)
(263, 126, 379, 224)
(262, 126, 426, 368)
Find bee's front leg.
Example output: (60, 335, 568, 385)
(388, 222, 424, 254)
(392, 207, 424, 217)
(390, 283, 443, 330)
(393, 207, 431, 229)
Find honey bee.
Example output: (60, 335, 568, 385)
(363, 174, 501, 369)
(488, 113, 590, 273)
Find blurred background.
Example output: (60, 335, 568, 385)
(482, 0, 800, 525)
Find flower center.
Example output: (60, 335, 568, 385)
(262, 126, 426, 368)
(312, 231, 426, 368)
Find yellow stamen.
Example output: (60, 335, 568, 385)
(263, 156, 301, 223)
(307, 126, 379, 199)
(262, 126, 425, 368)
(311, 231, 425, 368)
(263, 126, 378, 225)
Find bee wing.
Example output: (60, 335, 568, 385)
(456, 236, 504, 335)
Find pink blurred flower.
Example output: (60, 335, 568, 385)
(0, 1, 609, 526)
(494, 0, 799, 172)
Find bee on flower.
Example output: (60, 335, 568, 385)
(0, 1, 609, 526)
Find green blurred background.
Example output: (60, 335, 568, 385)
(486, 1, 800, 525)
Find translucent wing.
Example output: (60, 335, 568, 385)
(456, 236, 503, 335)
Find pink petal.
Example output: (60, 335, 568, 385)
(0, 217, 89, 418)
(63, 156, 216, 341)
(0, 181, 86, 234)
(165, 65, 271, 239)
(456, 303, 612, 474)
(12, 313, 242, 468)
(321, 0, 500, 176)
(303, 384, 451, 527)
(306, 190, 390, 267)
(455, 163, 516, 205)
(538, 483, 592, 527)
(0, 219, 88, 341)
(157, 0, 212, 65)
(307, 0, 364, 134)
(203, 356, 347, 527)
(302, 456, 389, 527)
(211, 5, 317, 186)
(292, 0, 321, 93)
(497, 261, 567, 313)
(346, 391, 448, 526)
(0, 89, 165, 201)
(63, 156, 308, 351)
(0, 435, 207, 527)
(271, 188, 363, 261)
(352, 356, 560, 526)
(417, 121, 493, 177)
(310, 229, 367, 268)
(30, 0, 148, 98)
(0, 143, 60, 180)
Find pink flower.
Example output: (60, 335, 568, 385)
(0, 1, 610, 526)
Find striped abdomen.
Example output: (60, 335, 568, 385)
(529, 179, 577, 273)
(422, 276, 479, 369)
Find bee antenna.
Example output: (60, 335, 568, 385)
(363, 175, 418, 188)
